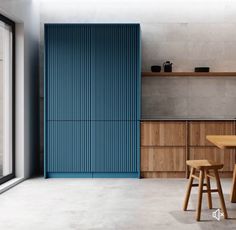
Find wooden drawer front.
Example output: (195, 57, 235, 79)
(189, 147, 235, 171)
(141, 121, 186, 146)
(141, 147, 186, 172)
(189, 121, 235, 146)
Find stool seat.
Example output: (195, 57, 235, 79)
(186, 160, 223, 170)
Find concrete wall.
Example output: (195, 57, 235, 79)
(0, 0, 40, 178)
(40, 0, 236, 72)
(39, 0, 236, 171)
(142, 76, 236, 119)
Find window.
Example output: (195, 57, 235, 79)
(0, 15, 15, 185)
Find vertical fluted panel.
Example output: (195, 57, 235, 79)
(47, 121, 92, 172)
(93, 24, 140, 174)
(94, 121, 138, 172)
(45, 24, 140, 177)
(46, 24, 92, 121)
(93, 24, 140, 173)
(93, 24, 140, 121)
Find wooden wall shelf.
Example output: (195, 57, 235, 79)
(142, 72, 236, 77)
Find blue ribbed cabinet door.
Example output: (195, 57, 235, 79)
(47, 122, 92, 173)
(93, 121, 138, 173)
(45, 24, 94, 175)
(45, 25, 93, 121)
(93, 24, 140, 121)
(92, 24, 140, 175)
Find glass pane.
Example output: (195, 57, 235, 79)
(0, 21, 13, 178)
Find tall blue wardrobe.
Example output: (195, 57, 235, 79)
(44, 24, 141, 178)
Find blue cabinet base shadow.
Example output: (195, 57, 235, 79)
(46, 172, 139, 178)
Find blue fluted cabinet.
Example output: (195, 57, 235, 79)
(44, 24, 141, 178)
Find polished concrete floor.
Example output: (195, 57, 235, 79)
(0, 178, 236, 230)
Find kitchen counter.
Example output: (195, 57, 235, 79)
(141, 119, 236, 178)
(141, 117, 236, 121)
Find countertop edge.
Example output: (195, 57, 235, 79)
(141, 118, 236, 121)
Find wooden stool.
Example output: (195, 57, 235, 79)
(183, 160, 228, 221)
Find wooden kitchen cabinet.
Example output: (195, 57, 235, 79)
(141, 120, 236, 178)
(141, 147, 186, 172)
(141, 121, 186, 178)
(188, 121, 235, 174)
(189, 121, 235, 146)
(189, 147, 235, 171)
(141, 121, 187, 146)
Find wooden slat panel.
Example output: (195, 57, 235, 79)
(189, 147, 235, 171)
(141, 121, 186, 146)
(141, 147, 186, 172)
(189, 121, 234, 146)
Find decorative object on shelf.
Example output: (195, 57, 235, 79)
(195, 67, 210, 72)
(151, 65, 161, 72)
(163, 61, 173, 72)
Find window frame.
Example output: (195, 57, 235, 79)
(0, 14, 15, 185)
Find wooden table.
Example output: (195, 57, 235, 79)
(207, 135, 236, 202)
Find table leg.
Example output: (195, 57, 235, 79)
(230, 164, 236, 203)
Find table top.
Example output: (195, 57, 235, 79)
(206, 135, 236, 149)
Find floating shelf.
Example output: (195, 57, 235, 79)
(142, 72, 236, 77)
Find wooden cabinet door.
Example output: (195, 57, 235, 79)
(141, 121, 186, 146)
(189, 121, 235, 146)
(189, 147, 235, 171)
(141, 147, 186, 172)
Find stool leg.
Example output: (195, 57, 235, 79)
(183, 167, 195, 211)
(230, 164, 236, 203)
(196, 169, 204, 221)
(205, 169, 212, 209)
(213, 169, 228, 219)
